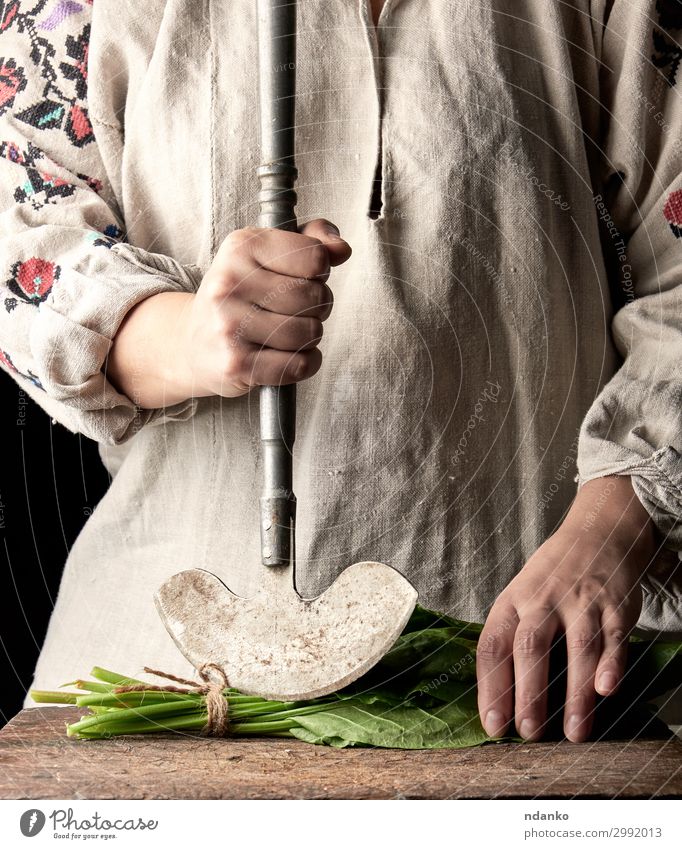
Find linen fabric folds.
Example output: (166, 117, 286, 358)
(0, 1, 681, 693)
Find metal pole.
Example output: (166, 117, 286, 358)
(256, 0, 298, 567)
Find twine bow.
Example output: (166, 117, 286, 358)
(114, 663, 230, 736)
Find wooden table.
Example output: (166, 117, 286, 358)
(1, 707, 681, 799)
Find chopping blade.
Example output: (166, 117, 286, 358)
(154, 0, 417, 700)
(156, 562, 417, 701)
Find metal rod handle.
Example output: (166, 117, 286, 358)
(257, 0, 298, 567)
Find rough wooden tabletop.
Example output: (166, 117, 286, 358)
(1, 707, 681, 799)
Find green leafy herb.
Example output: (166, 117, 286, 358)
(29, 605, 682, 749)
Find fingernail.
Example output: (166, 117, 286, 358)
(324, 224, 341, 238)
(598, 671, 618, 693)
(565, 714, 583, 740)
(519, 718, 541, 740)
(484, 709, 505, 736)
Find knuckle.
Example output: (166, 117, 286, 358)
(302, 281, 332, 316)
(319, 284, 334, 314)
(306, 280, 325, 308)
(208, 264, 241, 297)
(605, 628, 628, 647)
(221, 228, 251, 254)
(224, 347, 247, 380)
(304, 316, 323, 342)
(477, 633, 509, 663)
(577, 578, 605, 600)
(308, 242, 329, 276)
(219, 312, 243, 340)
(566, 632, 598, 653)
(514, 627, 548, 657)
(292, 353, 310, 380)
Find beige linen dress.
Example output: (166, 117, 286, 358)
(0, 1, 681, 696)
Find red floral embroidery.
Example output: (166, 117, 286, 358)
(5, 257, 60, 309)
(663, 188, 682, 237)
(0, 2, 20, 34)
(0, 347, 15, 371)
(0, 56, 27, 114)
(65, 102, 92, 146)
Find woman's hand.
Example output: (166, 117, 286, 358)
(476, 476, 657, 743)
(107, 219, 351, 407)
(179, 219, 351, 398)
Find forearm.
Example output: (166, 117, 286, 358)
(106, 291, 197, 409)
(563, 476, 658, 570)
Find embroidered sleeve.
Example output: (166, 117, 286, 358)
(578, 0, 682, 631)
(0, 1, 202, 444)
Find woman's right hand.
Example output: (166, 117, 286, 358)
(182, 219, 351, 398)
(107, 219, 351, 408)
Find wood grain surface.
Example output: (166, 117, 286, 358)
(1, 708, 681, 799)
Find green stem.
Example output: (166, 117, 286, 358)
(29, 690, 79, 705)
(228, 701, 298, 718)
(232, 703, 333, 723)
(71, 713, 208, 738)
(75, 691, 201, 708)
(90, 667, 148, 687)
(68, 680, 115, 693)
(67, 699, 200, 736)
(231, 719, 298, 734)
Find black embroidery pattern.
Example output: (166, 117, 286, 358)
(0, 346, 44, 388)
(0, 138, 103, 209)
(652, 0, 682, 86)
(1, 0, 94, 146)
(84, 222, 124, 249)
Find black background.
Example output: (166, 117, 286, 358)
(0, 370, 109, 725)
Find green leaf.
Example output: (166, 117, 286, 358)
(403, 604, 483, 639)
(383, 628, 477, 678)
(28, 605, 682, 750)
(621, 640, 682, 702)
(289, 696, 492, 749)
(408, 677, 478, 706)
(350, 627, 478, 703)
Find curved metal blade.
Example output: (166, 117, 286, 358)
(155, 562, 417, 701)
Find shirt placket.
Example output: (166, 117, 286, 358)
(356, 0, 399, 224)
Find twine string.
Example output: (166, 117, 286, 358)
(113, 663, 230, 736)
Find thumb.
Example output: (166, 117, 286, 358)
(300, 218, 352, 267)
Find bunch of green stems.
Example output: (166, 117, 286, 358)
(30, 667, 335, 739)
